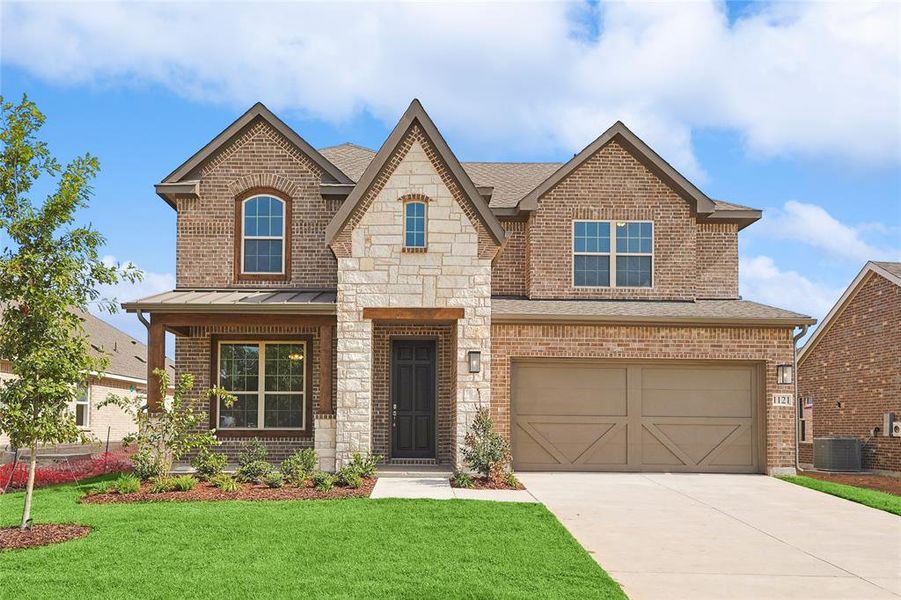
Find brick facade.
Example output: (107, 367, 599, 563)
(798, 271, 900, 473)
(174, 323, 334, 463)
(371, 323, 456, 464)
(176, 118, 341, 289)
(491, 219, 528, 297)
(491, 323, 798, 473)
(696, 223, 739, 299)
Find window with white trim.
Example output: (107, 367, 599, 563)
(241, 195, 285, 274)
(573, 220, 653, 288)
(217, 341, 305, 429)
(74, 385, 90, 427)
(404, 200, 427, 249)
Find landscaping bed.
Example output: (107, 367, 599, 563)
(779, 475, 901, 516)
(82, 477, 375, 504)
(450, 475, 525, 490)
(798, 470, 901, 496)
(0, 452, 132, 492)
(0, 524, 90, 551)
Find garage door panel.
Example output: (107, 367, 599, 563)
(512, 361, 759, 473)
(513, 364, 627, 416)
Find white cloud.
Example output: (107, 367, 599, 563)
(740, 255, 844, 321)
(2, 1, 898, 180)
(89, 256, 174, 345)
(757, 200, 901, 263)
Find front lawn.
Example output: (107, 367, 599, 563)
(779, 475, 901, 516)
(0, 480, 624, 599)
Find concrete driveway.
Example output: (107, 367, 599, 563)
(520, 473, 900, 599)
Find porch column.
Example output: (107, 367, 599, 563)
(318, 324, 333, 414)
(147, 314, 166, 412)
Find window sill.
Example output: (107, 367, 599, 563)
(215, 428, 312, 439)
(402, 246, 427, 253)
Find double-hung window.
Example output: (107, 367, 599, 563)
(241, 195, 285, 274)
(74, 385, 90, 427)
(573, 220, 653, 287)
(404, 200, 427, 249)
(217, 341, 306, 430)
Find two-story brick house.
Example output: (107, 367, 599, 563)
(125, 100, 814, 475)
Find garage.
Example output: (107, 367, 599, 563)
(512, 361, 762, 473)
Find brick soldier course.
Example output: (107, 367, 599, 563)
(126, 99, 813, 474)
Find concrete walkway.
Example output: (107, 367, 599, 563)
(371, 477, 537, 502)
(520, 472, 901, 600)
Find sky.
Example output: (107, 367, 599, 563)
(1, 0, 899, 356)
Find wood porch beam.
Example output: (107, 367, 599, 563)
(150, 313, 336, 328)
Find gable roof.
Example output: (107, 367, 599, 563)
(518, 121, 717, 215)
(798, 261, 901, 363)
(156, 102, 353, 208)
(324, 99, 506, 245)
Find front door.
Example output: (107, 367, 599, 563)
(392, 340, 436, 459)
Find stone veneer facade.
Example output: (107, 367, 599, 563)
(331, 133, 494, 468)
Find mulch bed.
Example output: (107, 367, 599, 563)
(81, 477, 376, 504)
(451, 477, 525, 491)
(0, 525, 91, 551)
(799, 470, 901, 496)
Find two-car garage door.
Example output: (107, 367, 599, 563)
(512, 361, 761, 473)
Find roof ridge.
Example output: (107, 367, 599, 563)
(319, 142, 376, 153)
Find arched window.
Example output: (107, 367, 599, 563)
(404, 199, 427, 249)
(241, 195, 285, 274)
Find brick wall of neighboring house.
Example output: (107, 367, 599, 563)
(491, 323, 798, 472)
(0, 361, 140, 452)
(798, 442, 813, 465)
(175, 323, 334, 463)
(696, 223, 739, 299)
(527, 140, 698, 301)
(492, 219, 528, 297)
(799, 271, 901, 473)
(176, 118, 341, 289)
(371, 323, 456, 464)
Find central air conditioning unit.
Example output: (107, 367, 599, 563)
(813, 437, 862, 472)
(892, 422, 901, 438)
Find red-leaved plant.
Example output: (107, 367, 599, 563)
(0, 453, 132, 491)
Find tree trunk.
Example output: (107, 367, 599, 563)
(20, 444, 37, 530)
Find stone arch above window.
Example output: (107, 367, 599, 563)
(234, 187, 292, 282)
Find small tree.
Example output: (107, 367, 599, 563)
(0, 95, 140, 529)
(461, 407, 511, 481)
(99, 369, 235, 477)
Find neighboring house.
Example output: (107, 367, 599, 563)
(798, 261, 901, 473)
(125, 100, 814, 475)
(0, 308, 174, 455)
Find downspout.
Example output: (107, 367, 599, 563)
(136, 310, 151, 330)
(793, 324, 809, 474)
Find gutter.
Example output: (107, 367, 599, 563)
(793, 324, 810, 475)
(492, 313, 817, 328)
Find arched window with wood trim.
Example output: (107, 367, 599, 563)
(240, 194, 286, 275)
(403, 199, 427, 249)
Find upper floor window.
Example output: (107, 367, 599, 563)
(241, 195, 285, 274)
(573, 220, 653, 288)
(404, 200, 427, 249)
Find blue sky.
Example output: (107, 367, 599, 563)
(1, 1, 899, 353)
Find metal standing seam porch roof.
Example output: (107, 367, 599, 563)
(122, 289, 338, 314)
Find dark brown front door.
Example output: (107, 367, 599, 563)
(392, 340, 436, 459)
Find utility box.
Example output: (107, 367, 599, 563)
(813, 437, 862, 472)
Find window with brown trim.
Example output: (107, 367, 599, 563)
(234, 188, 292, 282)
(216, 340, 307, 431)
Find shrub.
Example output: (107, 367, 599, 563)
(171, 475, 197, 491)
(451, 471, 474, 489)
(131, 448, 163, 481)
(281, 448, 317, 484)
(210, 474, 239, 492)
(112, 473, 141, 494)
(336, 466, 362, 489)
(461, 407, 511, 481)
(347, 452, 381, 478)
(312, 471, 335, 492)
(263, 471, 285, 489)
(149, 478, 175, 494)
(237, 439, 268, 467)
(236, 460, 271, 484)
(504, 472, 520, 489)
(191, 448, 227, 481)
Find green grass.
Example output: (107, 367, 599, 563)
(0, 479, 624, 599)
(778, 475, 901, 516)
